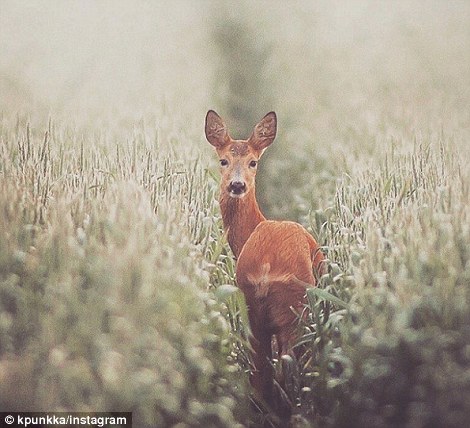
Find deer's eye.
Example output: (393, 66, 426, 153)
(249, 160, 258, 168)
(220, 159, 229, 167)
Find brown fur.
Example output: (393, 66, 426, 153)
(204, 110, 325, 411)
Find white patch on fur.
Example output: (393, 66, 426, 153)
(247, 263, 293, 298)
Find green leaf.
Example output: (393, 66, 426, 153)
(307, 287, 350, 309)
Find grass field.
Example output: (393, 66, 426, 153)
(1, 2, 470, 427)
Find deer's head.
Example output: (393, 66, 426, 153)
(205, 110, 277, 198)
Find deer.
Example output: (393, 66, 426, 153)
(204, 110, 325, 413)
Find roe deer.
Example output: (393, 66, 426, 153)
(204, 110, 325, 410)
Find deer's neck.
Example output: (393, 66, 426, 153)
(219, 188, 266, 258)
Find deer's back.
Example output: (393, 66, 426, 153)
(236, 220, 321, 296)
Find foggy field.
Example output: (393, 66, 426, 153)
(1, 1, 470, 426)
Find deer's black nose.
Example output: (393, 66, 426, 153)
(229, 181, 247, 195)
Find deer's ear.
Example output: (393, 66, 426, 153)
(205, 110, 230, 149)
(248, 112, 277, 151)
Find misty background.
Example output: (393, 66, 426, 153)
(1, 0, 469, 218)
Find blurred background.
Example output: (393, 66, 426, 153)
(2, 1, 469, 123)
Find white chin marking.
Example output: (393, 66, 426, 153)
(229, 191, 246, 199)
